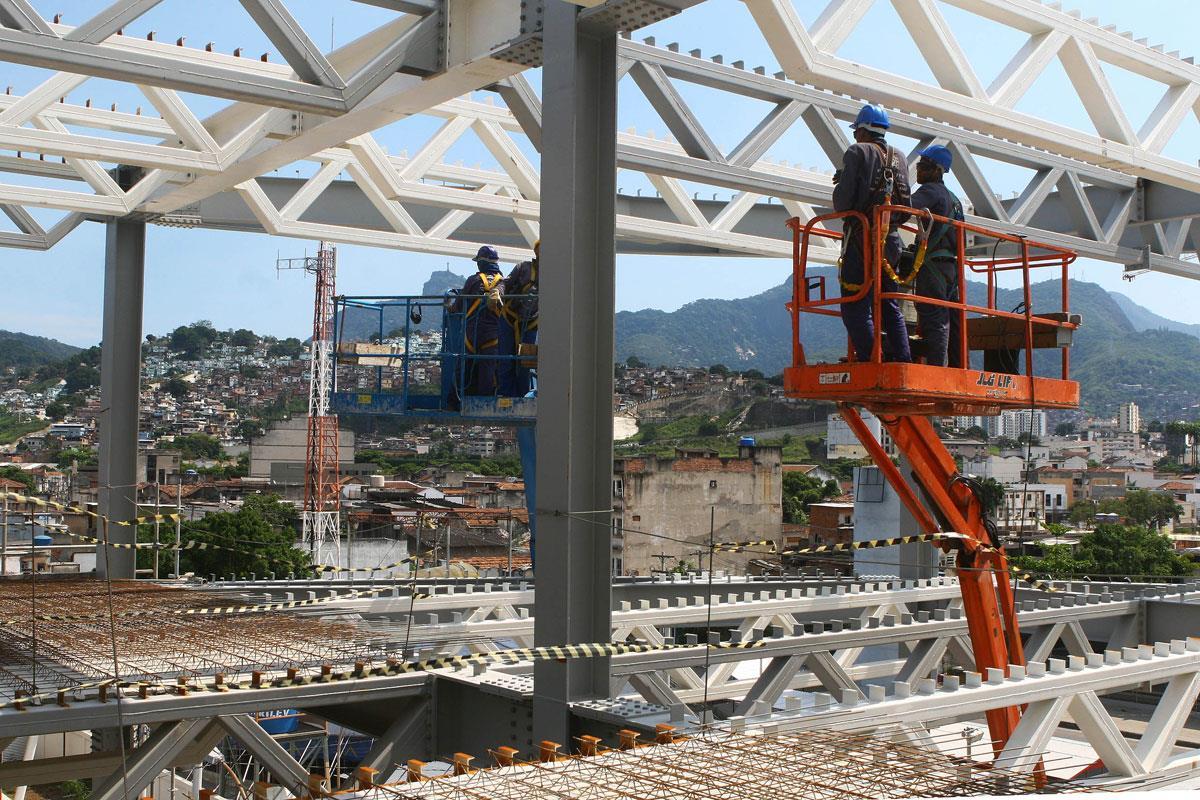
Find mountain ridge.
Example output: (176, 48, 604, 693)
(0, 329, 81, 371)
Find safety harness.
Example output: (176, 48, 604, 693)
(464, 271, 503, 353)
(839, 141, 903, 293)
(502, 259, 539, 335)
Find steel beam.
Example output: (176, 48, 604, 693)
(0, 671, 428, 739)
(532, 1, 617, 744)
(356, 698, 431, 775)
(733, 655, 804, 716)
(92, 718, 211, 800)
(217, 714, 310, 794)
(97, 167, 144, 579)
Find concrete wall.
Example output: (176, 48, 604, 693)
(249, 417, 354, 479)
(615, 446, 782, 575)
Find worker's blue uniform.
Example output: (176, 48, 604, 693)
(454, 262, 505, 396)
(910, 179, 965, 367)
(499, 257, 538, 396)
(832, 139, 912, 362)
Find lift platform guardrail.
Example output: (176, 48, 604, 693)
(330, 293, 536, 425)
(784, 205, 1081, 416)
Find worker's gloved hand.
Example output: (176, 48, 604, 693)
(832, 169, 842, 185)
(486, 285, 504, 311)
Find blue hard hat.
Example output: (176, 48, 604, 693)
(917, 144, 953, 172)
(850, 104, 890, 132)
(473, 245, 499, 263)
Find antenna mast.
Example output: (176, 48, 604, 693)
(278, 242, 341, 569)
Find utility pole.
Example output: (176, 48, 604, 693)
(174, 473, 182, 578)
(506, 513, 514, 575)
(445, 523, 451, 580)
(1, 491, 7, 576)
(652, 551, 672, 574)
(153, 483, 161, 579)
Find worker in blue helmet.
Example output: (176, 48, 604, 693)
(831, 103, 912, 363)
(452, 245, 506, 396)
(909, 144, 965, 367)
(499, 239, 539, 396)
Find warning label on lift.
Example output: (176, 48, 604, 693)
(975, 372, 1014, 388)
(818, 371, 851, 385)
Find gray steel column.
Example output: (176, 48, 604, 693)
(533, 2, 617, 744)
(97, 166, 146, 580)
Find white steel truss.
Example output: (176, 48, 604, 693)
(0, 1, 1200, 281)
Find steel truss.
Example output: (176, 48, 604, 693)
(2, 577, 1198, 793)
(0, 1, 1199, 278)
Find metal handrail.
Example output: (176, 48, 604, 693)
(331, 293, 536, 415)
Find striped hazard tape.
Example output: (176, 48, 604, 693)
(779, 532, 971, 557)
(710, 540, 777, 553)
(2, 491, 425, 575)
(0, 585, 431, 627)
(708, 532, 970, 556)
(0, 639, 767, 711)
(1013, 571, 1059, 594)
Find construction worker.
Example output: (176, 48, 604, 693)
(910, 145, 965, 367)
(832, 103, 912, 363)
(454, 245, 505, 396)
(499, 239, 539, 396)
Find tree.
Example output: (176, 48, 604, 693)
(1148, 420, 1164, 433)
(977, 477, 1006, 516)
(171, 433, 222, 460)
(45, 400, 70, 421)
(625, 355, 646, 369)
(742, 369, 765, 380)
(63, 364, 99, 394)
(639, 423, 659, 445)
(169, 323, 217, 359)
(965, 425, 988, 441)
(229, 328, 258, 347)
(697, 420, 720, 437)
(1016, 432, 1041, 446)
(1054, 422, 1076, 436)
(1068, 499, 1097, 526)
(237, 419, 264, 442)
(708, 364, 729, 376)
(164, 376, 190, 399)
(138, 494, 308, 578)
(0, 466, 33, 491)
(267, 338, 305, 359)
(1014, 525, 1192, 579)
(782, 473, 840, 524)
(1121, 489, 1181, 527)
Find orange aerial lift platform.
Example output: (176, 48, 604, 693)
(783, 204, 1081, 758)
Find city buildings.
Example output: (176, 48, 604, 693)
(612, 443, 783, 575)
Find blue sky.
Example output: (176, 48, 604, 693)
(3, 0, 1199, 346)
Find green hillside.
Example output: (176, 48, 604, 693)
(0, 329, 81, 371)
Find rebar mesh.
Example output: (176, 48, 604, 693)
(0, 577, 375, 693)
(358, 730, 1081, 799)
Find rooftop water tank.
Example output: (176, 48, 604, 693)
(370, 474, 386, 488)
(738, 436, 757, 448)
(32, 534, 52, 547)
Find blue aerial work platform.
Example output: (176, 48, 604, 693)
(330, 293, 538, 565)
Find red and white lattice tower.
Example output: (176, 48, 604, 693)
(280, 242, 341, 568)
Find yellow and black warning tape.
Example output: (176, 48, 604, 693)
(0, 585, 431, 627)
(711, 532, 970, 556)
(710, 539, 777, 553)
(1013, 571, 1059, 594)
(0, 639, 766, 711)
(2, 491, 424, 575)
